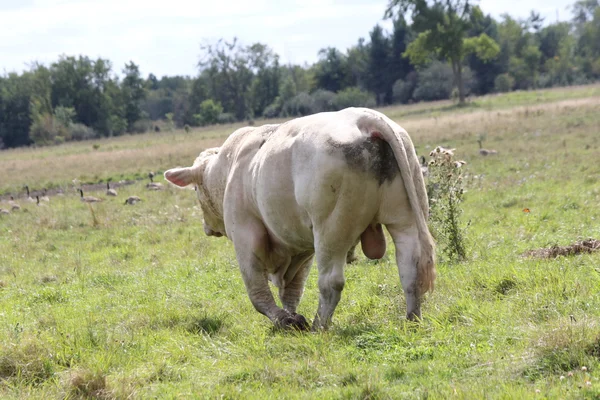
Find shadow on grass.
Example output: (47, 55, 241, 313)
(185, 315, 226, 336)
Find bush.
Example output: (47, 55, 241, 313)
(262, 102, 281, 119)
(108, 116, 127, 136)
(311, 89, 337, 112)
(333, 87, 376, 110)
(281, 92, 315, 117)
(413, 62, 455, 102)
(53, 106, 76, 127)
(68, 123, 97, 141)
(217, 113, 236, 124)
(392, 72, 418, 104)
(131, 119, 152, 134)
(30, 113, 68, 146)
(195, 99, 223, 126)
(494, 73, 515, 93)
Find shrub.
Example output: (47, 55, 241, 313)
(333, 87, 376, 110)
(426, 147, 468, 262)
(131, 119, 152, 134)
(392, 72, 418, 104)
(108, 115, 127, 136)
(281, 92, 315, 117)
(311, 89, 337, 112)
(494, 73, 515, 93)
(68, 123, 97, 141)
(30, 113, 69, 146)
(53, 106, 76, 127)
(194, 99, 223, 126)
(262, 102, 281, 119)
(413, 62, 455, 102)
(217, 113, 236, 124)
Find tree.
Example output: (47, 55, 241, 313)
(388, 16, 415, 90)
(346, 38, 370, 90)
(386, 0, 500, 104)
(312, 47, 350, 93)
(366, 25, 391, 105)
(199, 38, 254, 120)
(121, 62, 146, 131)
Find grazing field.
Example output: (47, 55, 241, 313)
(1, 85, 600, 399)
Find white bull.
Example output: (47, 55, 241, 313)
(165, 107, 435, 330)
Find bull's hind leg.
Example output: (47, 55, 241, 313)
(387, 224, 422, 320)
(233, 219, 309, 331)
(312, 245, 348, 331)
(278, 253, 313, 314)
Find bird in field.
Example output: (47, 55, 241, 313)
(124, 196, 142, 205)
(8, 196, 21, 211)
(40, 188, 50, 202)
(79, 189, 102, 203)
(24, 185, 35, 203)
(106, 182, 118, 196)
(146, 172, 164, 190)
(478, 139, 498, 156)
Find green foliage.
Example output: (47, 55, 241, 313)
(282, 92, 315, 117)
(426, 147, 468, 262)
(413, 62, 455, 101)
(194, 99, 224, 126)
(313, 47, 351, 93)
(131, 119, 152, 134)
(311, 89, 337, 112)
(332, 87, 376, 109)
(217, 113, 236, 124)
(68, 123, 97, 141)
(108, 115, 127, 136)
(53, 106, 75, 127)
(494, 73, 515, 92)
(388, 0, 500, 103)
(29, 113, 69, 146)
(392, 78, 413, 104)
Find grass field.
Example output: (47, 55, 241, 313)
(1, 85, 600, 399)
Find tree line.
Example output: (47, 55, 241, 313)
(1, 0, 599, 149)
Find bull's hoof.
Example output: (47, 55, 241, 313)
(277, 313, 310, 331)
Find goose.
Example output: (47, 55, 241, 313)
(8, 196, 21, 211)
(40, 189, 50, 202)
(478, 139, 498, 156)
(79, 189, 102, 203)
(24, 185, 35, 203)
(124, 196, 142, 205)
(0, 208, 9, 215)
(106, 182, 118, 196)
(36, 196, 47, 207)
(146, 172, 163, 190)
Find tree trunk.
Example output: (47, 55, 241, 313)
(455, 60, 465, 105)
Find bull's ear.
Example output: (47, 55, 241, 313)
(164, 167, 197, 187)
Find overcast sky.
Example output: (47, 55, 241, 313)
(0, 0, 574, 78)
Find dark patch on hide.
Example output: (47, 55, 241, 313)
(259, 140, 266, 148)
(327, 137, 399, 184)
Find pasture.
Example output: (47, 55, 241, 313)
(1, 85, 600, 399)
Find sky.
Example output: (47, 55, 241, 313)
(0, 0, 574, 78)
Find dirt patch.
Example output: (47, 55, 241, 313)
(523, 239, 600, 259)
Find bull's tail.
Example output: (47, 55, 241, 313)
(357, 109, 436, 294)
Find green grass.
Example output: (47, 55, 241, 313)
(1, 85, 600, 399)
